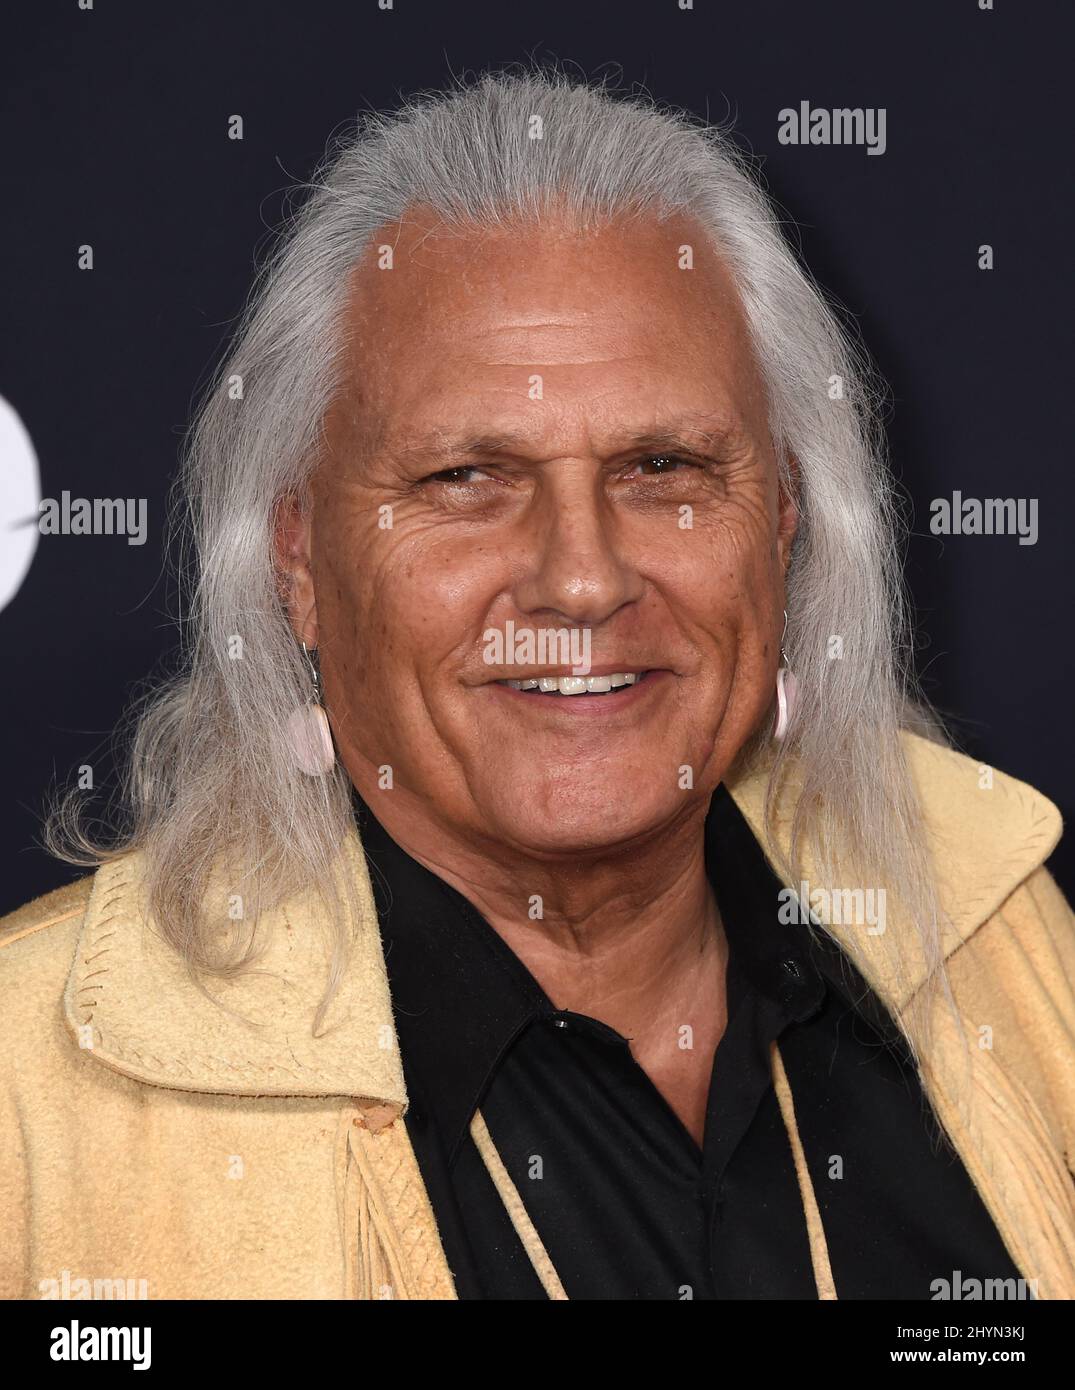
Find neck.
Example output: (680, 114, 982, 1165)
(352, 777, 726, 1047)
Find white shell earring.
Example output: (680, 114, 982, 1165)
(773, 609, 797, 742)
(286, 641, 336, 775)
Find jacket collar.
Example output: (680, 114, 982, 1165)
(64, 828, 408, 1122)
(729, 733, 1062, 1015)
(64, 732, 1062, 1107)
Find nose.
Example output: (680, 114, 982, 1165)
(512, 464, 644, 626)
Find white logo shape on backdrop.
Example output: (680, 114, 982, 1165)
(0, 395, 40, 613)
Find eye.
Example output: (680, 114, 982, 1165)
(425, 466, 489, 485)
(626, 453, 702, 477)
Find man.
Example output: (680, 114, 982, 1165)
(3, 68, 1074, 1299)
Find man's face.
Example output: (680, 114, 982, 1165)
(292, 206, 796, 856)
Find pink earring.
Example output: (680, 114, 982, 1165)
(773, 609, 797, 741)
(286, 641, 335, 775)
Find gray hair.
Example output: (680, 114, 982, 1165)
(47, 63, 958, 1069)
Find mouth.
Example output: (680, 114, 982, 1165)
(495, 670, 650, 697)
(487, 670, 666, 710)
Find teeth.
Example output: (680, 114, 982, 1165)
(500, 671, 647, 695)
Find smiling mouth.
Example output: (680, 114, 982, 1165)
(495, 671, 651, 697)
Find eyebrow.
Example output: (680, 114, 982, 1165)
(392, 412, 748, 470)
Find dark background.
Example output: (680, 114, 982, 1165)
(1, 0, 1071, 912)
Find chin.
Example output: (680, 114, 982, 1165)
(482, 780, 685, 859)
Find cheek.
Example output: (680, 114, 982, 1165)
(659, 523, 773, 643)
(318, 525, 504, 686)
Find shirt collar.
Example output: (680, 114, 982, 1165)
(353, 782, 835, 1163)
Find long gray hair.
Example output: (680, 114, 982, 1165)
(47, 64, 957, 1065)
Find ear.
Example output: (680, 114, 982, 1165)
(273, 494, 319, 648)
(776, 454, 800, 575)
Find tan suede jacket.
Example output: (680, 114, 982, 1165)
(2, 732, 1074, 1300)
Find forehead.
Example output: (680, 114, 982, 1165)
(327, 204, 769, 454)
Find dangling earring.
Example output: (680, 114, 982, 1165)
(773, 608, 797, 742)
(286, 641, 335, 775)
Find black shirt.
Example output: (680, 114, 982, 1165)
(354, 783, 1023, 1300)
